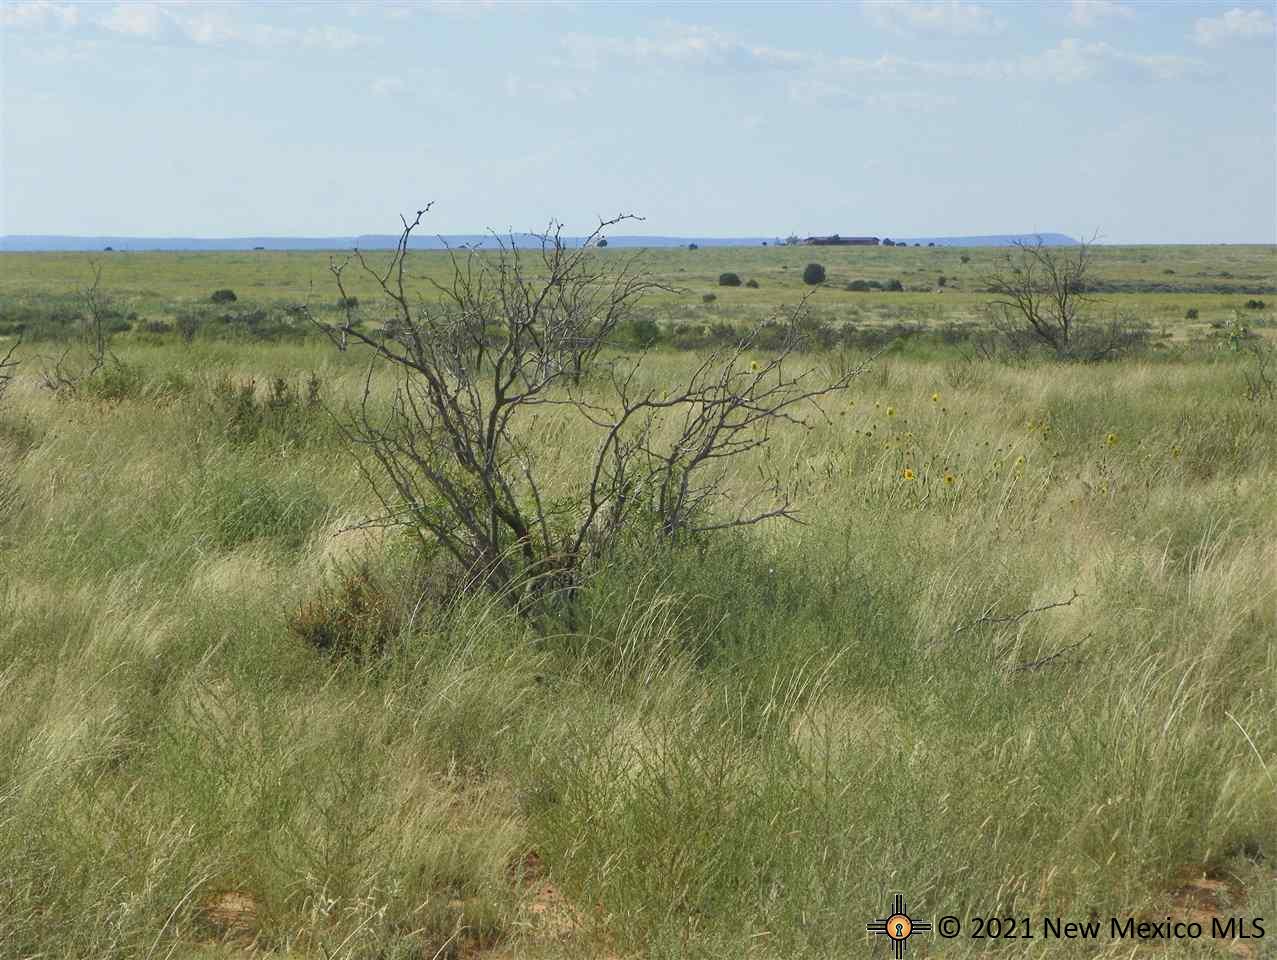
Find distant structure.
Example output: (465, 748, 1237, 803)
(253, 245, 265, 251)
(802, 234, 880, 246)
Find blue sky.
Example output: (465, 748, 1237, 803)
(2, 0, 1274, 242)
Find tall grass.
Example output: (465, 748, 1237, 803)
(0, 333, 1272, 958)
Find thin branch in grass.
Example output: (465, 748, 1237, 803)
(1011, 634, 1090, 673)
(953, 589, 1083, 636)
(0, 334, 18, 403)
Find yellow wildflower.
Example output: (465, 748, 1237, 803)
(1105, 432, 1118, 447)
(901, 467, 916, 481)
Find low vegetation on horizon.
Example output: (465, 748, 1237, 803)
(0, 227, 1274, 958)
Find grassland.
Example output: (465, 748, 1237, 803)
(0, 243, 1274, 959)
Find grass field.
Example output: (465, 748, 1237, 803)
(0, 244, 1275, 959)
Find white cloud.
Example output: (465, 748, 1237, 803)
(98, 2, 169, 38)
(863, 0, 1006, 37)
(371, 76, 405, 96)
(789, 78, 957, 111)
(557, 23, 1202, 88)
(79, 3, 377, 49)
(560, 24, 811, 73)
(1192, 7, 1274, 47)
(504, 73, 588, 104)
(1068, 0, 1135, 29)
(1, 0, 79, 28)
(300, 25, 371, 50)
(1026, 37, 1203, 82)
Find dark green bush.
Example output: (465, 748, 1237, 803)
(624, 317, 662, 347)
(1185, 308, 1199, 320)
(802, 263, 826, 285)
(846, 280, 871, 292)
(718, 273, 741, 287)
(210, 289, 238, 304)
(702, 293, 717, 303)
(1245, 299, 1266, 310)
(745, 279, 760, 289)
(142, 320, 172, 335)
(885, 279, 904, 292)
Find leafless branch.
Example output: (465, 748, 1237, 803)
(0, 334, 19, 403)
(984, 234, 1099, 357)
(307, 207, 861, 626)
(954, 589, 1082, 636)
(1012, 634, 1090, 672)
(38, 260, 117, 394)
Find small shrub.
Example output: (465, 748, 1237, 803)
(142, 319, 172, 335)
(210, 289, 238, 304)
(718, 273, 742, 287)
(960, 254, 971, 264)
(176, 311, 204, 343)
(885, 279, 904, 292)
(937, 276, 947, 288)
(624, 317, 661, 347)
(846, 280, 871, 292)
(1245, 299, 1266, 310)
(688, 243, 699, 250)
(288, 567, 400, 663)
(1185, 308, 1199, 320)
(79, 358, 146, 403)
(702, 293, 717, 303)
(596, 238, 608, 247)
(745, 279, 760, 289)
(337, 296, 359, 310)
(802, 263, 826, 285)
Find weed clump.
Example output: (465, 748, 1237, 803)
(718, 273, 741, 287)
(210, 289, 238, 303)
(288, 567, 400, 662)
(802, 263, 826, 285)
(209, 371, 325, 445)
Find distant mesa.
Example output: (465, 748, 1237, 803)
(2, 232, 1081, 251)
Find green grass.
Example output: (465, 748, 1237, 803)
(0, 245, 1274, 958)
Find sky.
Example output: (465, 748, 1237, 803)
(2, 0, 1275, 243)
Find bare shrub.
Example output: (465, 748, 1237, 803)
(309, 208, 860, 625)
(985, 236, 1095, 357)
(38, 262, 122, 394)
(0, 336, 17, 405)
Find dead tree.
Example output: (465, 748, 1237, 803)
(309, 208, 860, 624)
(984, 236, 1096, 356)
(40, 261, 116, 393)
(0, 335, 18, 404)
